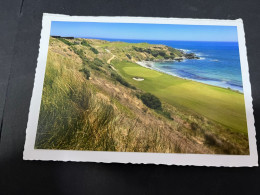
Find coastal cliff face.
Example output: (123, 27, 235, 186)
(35, 37, 249, 155)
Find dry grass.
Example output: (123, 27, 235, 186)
(35, 37, 249, 155)
(35, 42, 202, 153)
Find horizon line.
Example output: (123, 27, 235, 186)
(51, 35, 238, 43)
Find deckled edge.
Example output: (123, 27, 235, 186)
(23, 13, 51, 161)
(236, 18, 258, 165)
(23, 13, 258, 167)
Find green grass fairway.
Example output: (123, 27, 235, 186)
(113, 60, 248, 134)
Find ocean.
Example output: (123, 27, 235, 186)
(93, 38, 243, 92)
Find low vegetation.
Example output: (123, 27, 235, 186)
(79, 68, 90, 79)
(90, 47, 99, 54)
(81, 39, 91, 47)
(111, 72, 136, 89)
(57, 37, 73, 46)
(140, 93, 162, 110)
(35, 37, 249, 155)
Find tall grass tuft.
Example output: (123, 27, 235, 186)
(35, 52, 117, 151)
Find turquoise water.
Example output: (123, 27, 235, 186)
(98, 38, 243, 92)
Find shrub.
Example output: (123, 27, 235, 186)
(156, 110, 173, 120)
(90, 47, 99, 54)
(79, 68, 90, 79)
(57, 38, 73, 46)
(132, 46, 143, 52)
(164, 55, 170, 59)
(72, 47, 82, 56)
(191, 122, 199, 131)
(159, 50, 166, 57)
(126, 54, 132, 59)
(140, 93, 162, 110)
(93, 58, 103, 67)
(167, 46, 183, 56)
(72, 47, 103, 71)
(81, 40, 90, 47)
(174, 142, 182, 153)
(86, 58, 103, 71)
(151, 50, 159, 57)
(89, 64, 101, 71)
(111, 72, 136, 89)
(71, 47, 89, 65)
(135, 93, 141, 99)
(204, 133, 218, 146)
(204, 132, 242, 154)
(144, 48, 151, 54)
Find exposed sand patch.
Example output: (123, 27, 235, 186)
(133, 77, 144, 81)
(106, 49, 116, 64)
(107, 55, 115, 64)
(110, 65, 117, 71)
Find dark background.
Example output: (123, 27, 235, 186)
(1, 0, 260, 194)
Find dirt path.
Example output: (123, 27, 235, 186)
(105, 49, 116, 64)
(107, 54, 115, 64)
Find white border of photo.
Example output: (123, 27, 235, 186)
(23, 13, 258, 167)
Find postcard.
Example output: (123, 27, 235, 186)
(23, 13, 258, 166)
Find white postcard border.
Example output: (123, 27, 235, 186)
(23, 13, 258, 167)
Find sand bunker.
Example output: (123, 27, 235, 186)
(133, 77, 144, 81)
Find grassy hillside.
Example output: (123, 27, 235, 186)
(34, 37, 249, 154)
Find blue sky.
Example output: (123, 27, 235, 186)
(50, 21, 238, 42)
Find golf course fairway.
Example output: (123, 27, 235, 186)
(113, 60, 248, 134)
